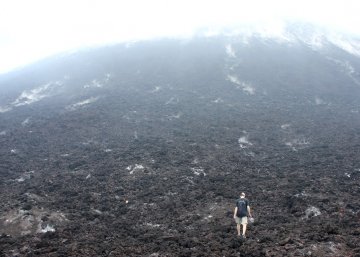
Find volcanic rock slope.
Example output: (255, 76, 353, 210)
(1, 34, 360, 256)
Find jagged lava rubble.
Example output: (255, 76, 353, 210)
(1, 30, 360, 256)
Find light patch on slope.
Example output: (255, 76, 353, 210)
(327, 57, 360, 86)
(151, 86, 161, 93)
(167, 113, 182, 120)
(238, 136, 253, 149)
(191, 167, 206, 176)
(233, 25, 360, 57)
(225, 44, 236, 58)
(144, 222, 161, 229)
(329, 36, 360, 57)
(315, 97, 326, 105)
(227, 75, 255, 95)
(1, 208, 67, 236)
(40, 224, 55, 233)
(181, 175, 195, 185)
(15, 171, 34, 183)
(307, 34, 324, 49)
(165, 97, 179, 105)
(0, 106, 12, 113)
(126, 164, 145, 174)
(12, 83, 52, 107)
(104, 73, 111, 82)
(305, 242, 342, 257)
(304, 206, 321, 219)
(0, 80, 64, 112)
(285, 138, 310, 151)
(211, 24, 359, 58)
(212, 98, 223, 103)
(220, 22, 294, 44)
(92, 209, 103, 215)
(83, 73, 111, 89)
(294, 191, 309, 198)
(66, 97, 99, 111)
(288, 27, 360, 56)
(192, 158, 199, 164)
(284, 25, 359, 53)
(21, 117, 30, 126)
(237, 131, 255, 157)
(84, 79, 103, 88)
(257, 24, 294, 43)
(0, 131, 6, 136)
(281, 124, 291, 130)
(296, 32, 325, 50)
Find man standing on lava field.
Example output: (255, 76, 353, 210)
(234, 192, 252, 238)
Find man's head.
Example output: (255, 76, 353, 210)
(240, 192, 245, 198)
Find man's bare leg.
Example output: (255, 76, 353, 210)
(242, 224, 247, 237)
(237, 224, 241, 236)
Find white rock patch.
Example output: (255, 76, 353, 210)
(165, 97, 178, 105)
(167, 113, 182, 120)
(238, 136, 253, 149)
(66, 97, 99, 111)
(40, 224, 55, 233)
(191, 167, 206, 176)
(21, 117, 30, 126)
(281, 124, 291, 130)
(151, 86, 161, 93)
(127, 164, 145, 174)
(1, 209, 67, 236)
(212, 98, 223, 103)
(84, 79, 103, 88)
(83, 73, 111, 88)
(227, 75, 255, 95)
(305, 206, 321, 219)
(145, 222, 161, 228)
(329, 36, 360, 57)
(285, 138, 310, 151)
(327, 57, 360, 85)
(225, 44, 236, 58)
(0, 106, 12, 113)
(1, 80, 63, 112)
(315, 97, 326, 105)
(15, 171, 34, 182)
(294, 191, 309, 198)
(12, 81, 62, 107)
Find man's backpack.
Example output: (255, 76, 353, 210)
(236, 199, 248, 217)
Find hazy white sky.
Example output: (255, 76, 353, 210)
(0, 0, 359, 74)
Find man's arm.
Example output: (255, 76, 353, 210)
(247, 205, 252, 217)
(234, 207, 238, 218)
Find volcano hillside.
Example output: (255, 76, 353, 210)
(0, 34, 360, 256)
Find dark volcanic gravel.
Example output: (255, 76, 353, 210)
(1, 37, 360, 256)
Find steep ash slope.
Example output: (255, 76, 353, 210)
(0, 36, 360, 256)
